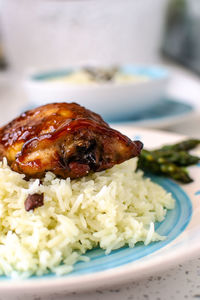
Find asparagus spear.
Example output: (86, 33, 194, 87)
(138, 150, 193, 183)
(152, 150, 199, 166)
(137, 139, 200, 183)
(160, 139, 200, 151)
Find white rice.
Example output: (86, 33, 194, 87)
(0, 157, 174, 278)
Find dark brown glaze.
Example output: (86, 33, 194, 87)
(0, 102, 143, 179)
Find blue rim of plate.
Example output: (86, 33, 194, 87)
(0, 175, 191, 281)
(108, 98, 194, 124)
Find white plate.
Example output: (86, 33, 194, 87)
(1, 127, 200, 297)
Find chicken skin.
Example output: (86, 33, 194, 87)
(0, 102, 143, 179)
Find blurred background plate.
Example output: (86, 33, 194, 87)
(22, 97, 194, 130)
(24, 65, 169, 121)
(110, 98, 194, 128)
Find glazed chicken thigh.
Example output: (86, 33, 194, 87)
(0, 103, 143, 179)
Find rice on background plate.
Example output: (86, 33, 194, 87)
(0, 157, 174, 278)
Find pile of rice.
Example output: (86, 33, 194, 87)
(0, 157, 174, 278)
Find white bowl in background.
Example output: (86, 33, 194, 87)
(24, 65, 169, 122)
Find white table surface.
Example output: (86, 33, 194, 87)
(0, 63, 200, 300)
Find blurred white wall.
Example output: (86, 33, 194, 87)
(1, 0, 169, 73)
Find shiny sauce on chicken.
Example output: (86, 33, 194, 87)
(0, 102, 143, 179)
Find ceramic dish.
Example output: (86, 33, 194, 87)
(22, 98, 194, 130)
(1, 127, 200, 297)
(110, 98, 195, 128)
(24, 65, 169, 121)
